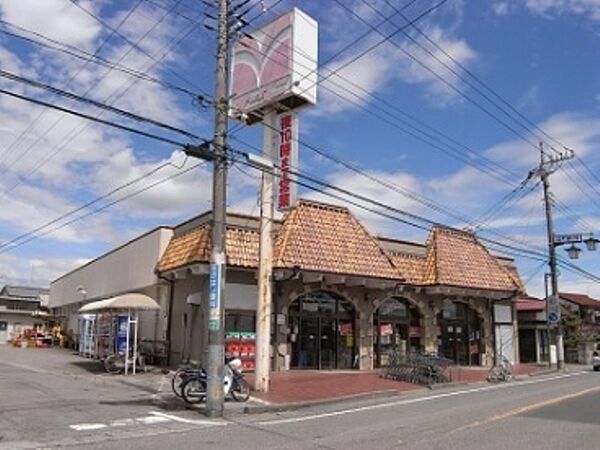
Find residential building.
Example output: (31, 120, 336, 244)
(0, 285, 49, 344)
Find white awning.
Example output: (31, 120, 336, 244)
(78, 293, 160, 313)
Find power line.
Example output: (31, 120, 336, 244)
(0, 22, 199, 99)
(378, 0, 565, 153)
(0, 160, 207, 255)
(69, 0, 211, 100)
(336, 0, 541, 152)
(0, 88, 190, 147)
(0, 1, 204, 197)
(0, 70, 200, 141)
(0, 153, 191, 251)
(0, 1, 144, 168)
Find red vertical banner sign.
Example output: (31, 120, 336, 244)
(277, 111, 298, 211)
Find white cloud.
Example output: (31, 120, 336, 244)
(524, 0, 600, 20)
(0, 0, 102, 50)
(313, 3, 477, 115)
(517, 85, 542, 113)
(492, 2, 511, 15)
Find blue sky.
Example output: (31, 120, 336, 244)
(0, 0, 599, 299)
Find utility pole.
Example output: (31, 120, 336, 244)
(206, 0, 230, 418)
(538, 142, 573, 370)
(255, 110, 276, 392)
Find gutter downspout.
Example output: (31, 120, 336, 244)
(158, 274, 175, 367)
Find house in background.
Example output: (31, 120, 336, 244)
(0, 285, 49, 344)
(559, 292, 600, 363)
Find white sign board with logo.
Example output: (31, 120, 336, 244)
(229, 8, 318, 125)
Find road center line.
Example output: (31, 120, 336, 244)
(458, 384, 600, 431)
(257, 371, 588, 426)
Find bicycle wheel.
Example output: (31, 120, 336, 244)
(181, 378, 207, 404)
(172, 372, 184, 397)
(231, 378, 250, 402)
(104, 355, 121, 374)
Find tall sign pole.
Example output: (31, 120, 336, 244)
(206, 0, 230, 418)
(255, 110, 276, 392)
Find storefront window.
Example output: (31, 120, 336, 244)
(374, 298, 422, 367)
(437, 302, 481, 366)
(289, 291, 355, 370)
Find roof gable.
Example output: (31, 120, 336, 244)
(422, 227, 518, 292)
(273, 200, 400, 279)
(157, 225, 259, 272)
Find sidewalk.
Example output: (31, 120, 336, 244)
(242, 363, 557, 412)
(0, 345, 565, 415)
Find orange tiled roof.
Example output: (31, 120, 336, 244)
(157, 225, 259, 272)
(273, 200, 400, 279)
(389, 252, 426, 284)
(422, 226, 518, 291)
(157, 201, 523, 293)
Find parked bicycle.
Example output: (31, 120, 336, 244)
(103, 350, 146, 374)
(179, 356, 250, 404)
(487, 355, 513, 383)
(171, 360, 205, 398)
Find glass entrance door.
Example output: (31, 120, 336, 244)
(320, 318, 336, 369)
(298, 317, 319, 368)
(289, 292, 356, 370)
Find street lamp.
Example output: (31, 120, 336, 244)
(566, 244, 581, 260)
(584, 235, 598, 252)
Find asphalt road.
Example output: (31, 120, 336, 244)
(1, 347, 600, 449)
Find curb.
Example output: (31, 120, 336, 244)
(243, 389, 412, 414)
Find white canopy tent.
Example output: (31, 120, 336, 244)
(78, 293, 160, 375)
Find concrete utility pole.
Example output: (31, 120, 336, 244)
(255, 110, 277, 392)
(538, 142, 573, 370)
(206, 0, 230, 418)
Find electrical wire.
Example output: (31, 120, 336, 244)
(0, 88, 189, 147)
(0, 70, 200, 141)
(0, 1, 144, 168)
(0, 160, 207, 255)
(0, 1, 204, 197)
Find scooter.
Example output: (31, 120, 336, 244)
(180, 357, 250, 404)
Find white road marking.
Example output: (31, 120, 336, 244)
(109, 418, 135, 427)
(136, 415, 172, 425)
(149, 411, 228, 426)
(257, 371, 588, 426)
(70, 423, 108, 431)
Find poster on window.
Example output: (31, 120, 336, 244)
(380, 323, 393, 336)
(339, 322, 353, 336)
(409, 326, 421, 338)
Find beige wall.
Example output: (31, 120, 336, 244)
(49, 227, 173, 308)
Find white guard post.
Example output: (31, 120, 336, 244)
(125, 309, 130, 375)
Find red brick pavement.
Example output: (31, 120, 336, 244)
(246, 364, 549, 405)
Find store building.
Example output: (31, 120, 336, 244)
(50, 199, 524, 369)
(157, 199, 524, 370)
(49, 227, 173, 354)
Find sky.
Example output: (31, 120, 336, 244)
(0, 0, 599, 299)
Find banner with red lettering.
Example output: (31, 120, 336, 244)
(277, 112, 298, 211)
